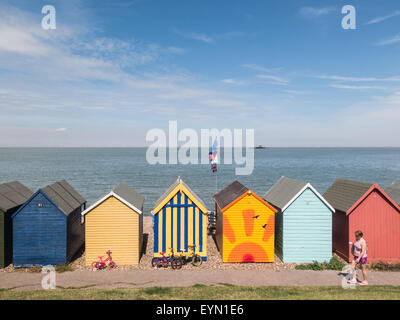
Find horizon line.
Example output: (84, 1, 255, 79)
(0, 146, 399, 149)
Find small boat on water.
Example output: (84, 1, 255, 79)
(255, 145, 268, 149)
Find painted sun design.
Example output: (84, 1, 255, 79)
(223, 208, 274, 262)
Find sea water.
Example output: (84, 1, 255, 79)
(0, 147, 399, 215)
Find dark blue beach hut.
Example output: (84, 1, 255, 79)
(12, 180, 86, 267)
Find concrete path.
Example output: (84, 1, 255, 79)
(1, 270, 400, 290)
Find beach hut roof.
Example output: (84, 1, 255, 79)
(82, 182, 145, 215)
(214, 180, 277, 213)
(0, 181, 33, 212)
(153, 177, 207, 214)
(385, 182, 400, 205)
(263, 176, 334, 212)
(213, 180, 249, 210)
(323, 178, 373, 213)
(42, 180, 86, 216)
(263, 177, 307, 210)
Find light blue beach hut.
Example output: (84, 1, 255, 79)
(263, 177, 334, 263)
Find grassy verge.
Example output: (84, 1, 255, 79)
(295, 256, 345, 271)
(0, 285, 399, 300)
(296, 257, 400, 272)
(368, 262, 400, 272)
(55, 264, 74, 273)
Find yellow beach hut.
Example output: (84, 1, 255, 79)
(213, 180, 277, 263)
(82, 183, 145, 266)
(152, 177, 208, 261)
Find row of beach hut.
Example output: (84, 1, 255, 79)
(0, 177, 399, 268)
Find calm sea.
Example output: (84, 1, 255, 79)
(0, 148, 399, 215)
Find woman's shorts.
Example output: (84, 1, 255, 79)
(354, 256, 367, 264)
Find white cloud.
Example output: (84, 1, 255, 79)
(0, 5, 262, 139)
(257, 74, 289, 85)
(0, 24, 48, 56)
(329, 84, 387, 90)
(366, 10, 400, 25)
(242, 64, 281, 73)
(243, 64, 288, 85)
(56, 128, 67, 132)
(2, 4, 400, 147)
(173, 28, 245, 43)
(255, 93, 400, 147)
(375, 91, 400, 105)
(221, 79, 245, 85)
(299, 7, 335, 18)
(100, 0, 142, 8)
(316, 75, 400, 82)
(376, 34, 400, 46)
(183, 33, 213, 43)
(283, 90, 311, 95)
(173, 28, 214, 43)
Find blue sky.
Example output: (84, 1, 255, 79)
(0, 0, 400, 146)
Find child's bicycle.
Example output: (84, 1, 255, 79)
(91, 250, 116, 271)
(176, 249, 187, 266)
(169, 248, 183, 269)
(187, 245, 202, 267)
(151, 252, 168, 268)
(151, 248, 182, 269)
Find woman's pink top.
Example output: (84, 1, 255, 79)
(353, 238, 367, 258)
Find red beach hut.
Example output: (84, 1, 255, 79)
(323, 178, 400, 263)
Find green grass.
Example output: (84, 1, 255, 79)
(368, 261, 400, 272)
(295, 256, 346, 271)
(0, 285, 399, 300)
(55, 265, 74, 273)
(295, 258, 400, 272)
(142, 286, 172, 295)
(56, 284, 96, 290)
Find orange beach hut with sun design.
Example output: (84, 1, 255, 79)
(213, 180, 277, 263)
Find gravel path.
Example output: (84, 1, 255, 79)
(1, 269, 400, 291)
(2, 217, 400, 291)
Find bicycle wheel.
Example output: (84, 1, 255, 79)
(162, 258, 169, 268)
(108, 261, 116, 269)
(156, 258, 165, 269)
(171, 258, 182, 270)
(191, 255, 202, 267)
(180, 257, 187, 265)
(151, 257, 159, 268)
(91, 261, 99, 271)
